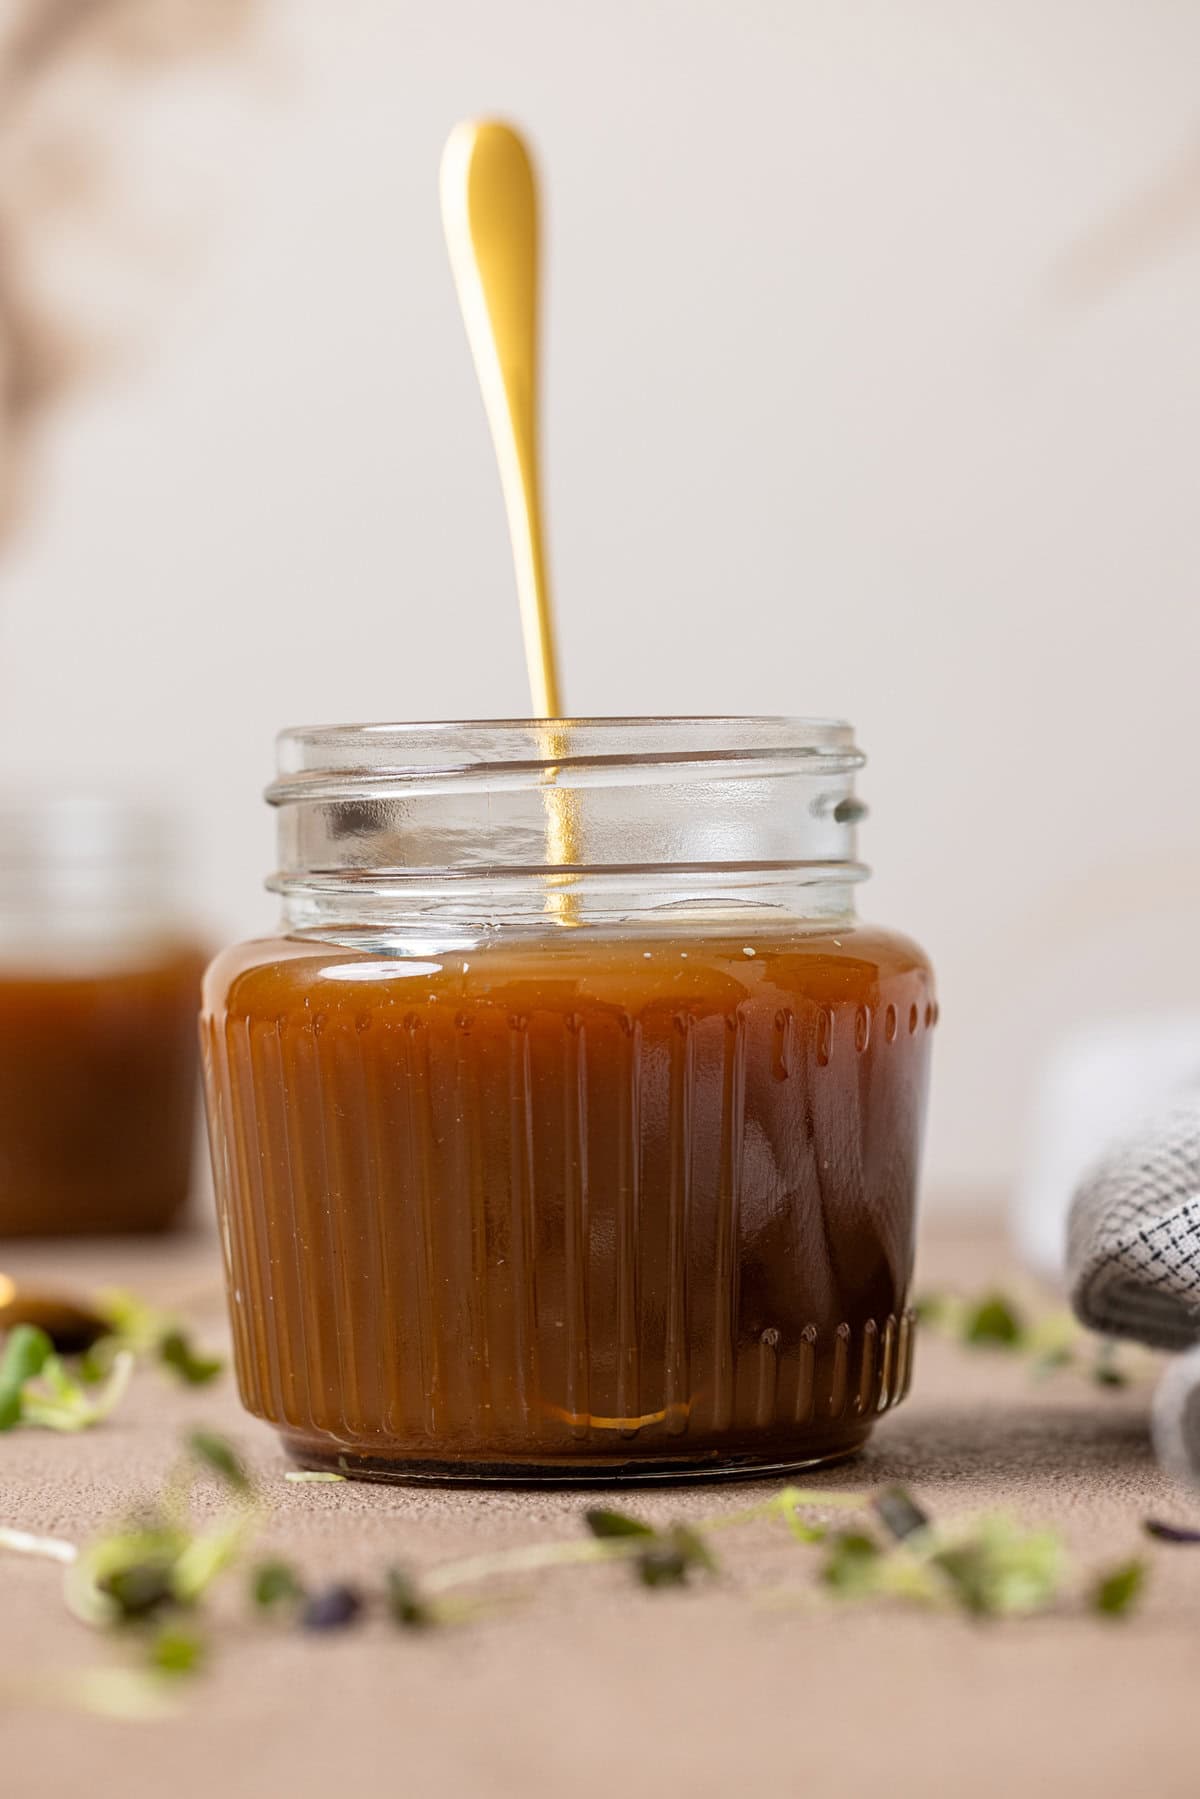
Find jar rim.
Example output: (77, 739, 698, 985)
(268, 716, 862, 805)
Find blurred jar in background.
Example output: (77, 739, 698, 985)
(0, 796, 206, 1236)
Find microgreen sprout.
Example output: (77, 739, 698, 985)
(0, 1431, 1156, 1709)
(252, 1559, 306, 1611)
(386, 1567, 435, 1629)
(94, 1290, 225, 1388)
(0, 1323, 134, 1434)
(583, 1508, 656, 1541)
(916, 1288, 1141, 1388)
(149, 1625, 206, 1676)
(583, 1507, 716, 1587)
(1091, 1560, 1146, 1618)
(186, 1430, 252, 1494)
(63, 1431, 258, 1647)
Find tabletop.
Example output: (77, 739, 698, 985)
(1, 1216, 1197, 1799)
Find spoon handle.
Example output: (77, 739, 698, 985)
(441, 120, 562, 719)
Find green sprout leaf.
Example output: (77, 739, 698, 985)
(149, 1625, 206, 1677)
(187, 1431, 251, 1495)
(94, 1290, 224, 1388)
(916, 1289, 1143, 1393)
(1091, 1559, 1146, 1618)
(634, 1525, 716, 1589)
(68, 1528, 189, 1627)
(98, 1557, 178, 1622)
(252, 1559, 306, 1611)
(0, 1324, 54, 1429)
(17, 1349, 134, 1434)
(912, 1292, 953, 1327)
(172, 1517, 251, 1604)
(158, 1330, 223, 1388)
(95, 1290, 164, 1353)
(963, 1294, 1026, 1349)
(932, 1516, 1065, 1617)
(821, 1531, 885, 1596)
(387, 1567, 435, 1628)
(1, 1323, 54, 1388)
(584, 1508, 657, 1541)
(1091, 1340, 1129, 1389)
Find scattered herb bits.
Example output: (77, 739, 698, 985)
(0, 1323, 134, 1435)
(149, 1626, 206, 1677)
(0, 1324, 52, 1429)
(302, 1584, 364, 1632)
(187, 1431, 251, 1494)
(386, 1568, 434, 1629)
(931, 1519, 1065, 1619)
(0, 1276, 224, 1435)
(584, 1508, 656, 1541)
(963, 1294, 1025, 1348)
(1144, 1518, 1200, 1545)
(0, 1423, 1160, 1696)
(872, 1485, 931, 1544)
(95, 1290, 226, 1389)
(821, 1531, 884, 1595)
(1091, 1341, 1129, 1388)
(252, 1559, 306, 1611)
(634, 1526, 715, 1590)
(584, 1509, 715, 1588)
(1091, 1560, 1146, 1618)
(915, 1288, 1139, 1389)
(98, 1556, 179, 1623)
(158, 1330, 224, 1388)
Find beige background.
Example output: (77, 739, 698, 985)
(0, 0, 1197, 1202)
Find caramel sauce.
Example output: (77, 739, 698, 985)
(0, 945, 206, 1236)
(202, 924, 934, 1479)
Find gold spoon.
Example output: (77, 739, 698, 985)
(440, 119, 562, 719)
(0, 1271, 109, 1354)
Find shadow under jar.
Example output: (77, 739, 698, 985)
(201, 719, 935, 1483)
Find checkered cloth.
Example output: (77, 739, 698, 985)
(1068, 1099, 1200, 1351)
(1068, 1099, 1200, 1485)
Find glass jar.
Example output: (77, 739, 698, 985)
(0, 795, 207, 1236)
(201, 719, 935, 1482)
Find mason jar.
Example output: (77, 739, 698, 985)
(201, 718, 935, 1482)
(0, 795, 206, 1236)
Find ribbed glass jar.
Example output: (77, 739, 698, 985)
(201, 719, 935, 1482)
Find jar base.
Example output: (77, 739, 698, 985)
(280, 1432, 871, 1488)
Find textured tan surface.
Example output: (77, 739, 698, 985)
(1, 1219, 1198, 1799)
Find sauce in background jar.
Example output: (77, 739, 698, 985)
(202, 719, 935, 1481)
(0, 797, 205, 1237)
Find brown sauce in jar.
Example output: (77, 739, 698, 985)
(0, 944, 207, 1237)
(202, 923, 934, 1480)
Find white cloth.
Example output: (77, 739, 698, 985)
(1152, 1344, 1200, 1488)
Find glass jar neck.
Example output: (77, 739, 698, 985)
(268, 718, 868, 945)
(277, 870, 863, 949)
(0, 794, 185, 964)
